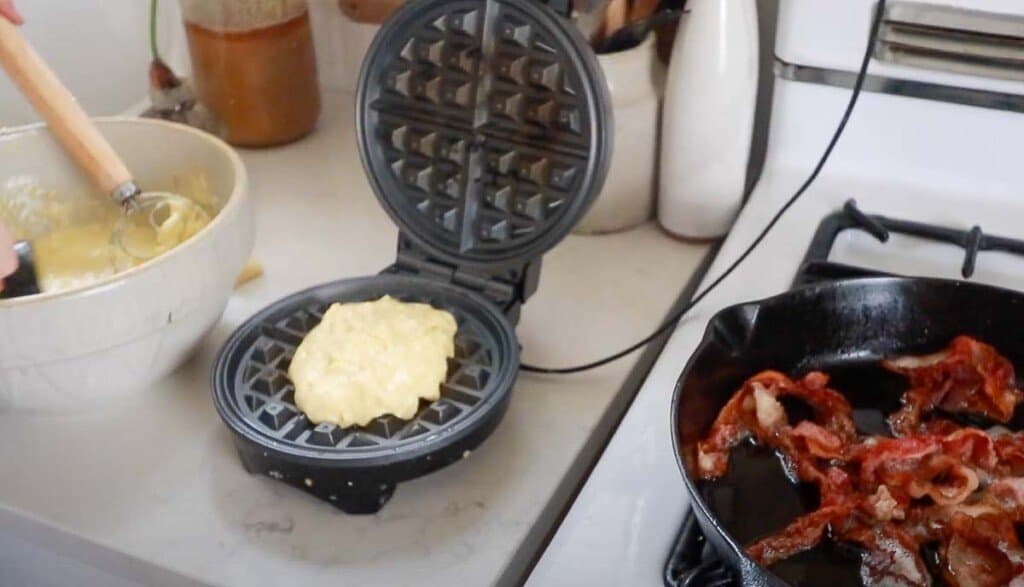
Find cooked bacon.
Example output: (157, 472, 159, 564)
(885, 350, 950, 371)
(697, 370, 855, 480)
(789, 420, 846, 460)
(696, 373, 781, 479)
(943, 512, 1024, 587)
(747, 504, 851, 567)
(986, 477, 1024, 521)
(885, 336, 1022, 435)
(695, 336, 1024, 585)
(748, 467, 856, 566)
(855, 435, 939, 488)
(943, 428, 999, 471)
(903, 455, 979, 506)
(864, 485, 904, 522)
(852, 439, 979, 512)
(841, 523, 931, 587)
(753, 383, 786, 431)
(887, 387, 941, 437)
(995, 433, 1024, 476)
(902, 503, 957, 544)
(920, 418, 964, 436)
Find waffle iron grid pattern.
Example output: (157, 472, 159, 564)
(360, 0, 606, 264)
(233, 299, 499, 453)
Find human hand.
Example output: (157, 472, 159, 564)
(0, 0, 27, 293)
(0, 0, 23, 25)
(0, 220, 16, 294)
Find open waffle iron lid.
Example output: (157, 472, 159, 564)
(356, 0, 612, 267)
(212, 0, 610, 514)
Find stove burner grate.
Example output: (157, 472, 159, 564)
(795, 199, 1024, 287)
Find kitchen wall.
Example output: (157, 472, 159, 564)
(2, 0, 777, 129)
(0, 0, 185, 126)
(308, 0, 380, 93)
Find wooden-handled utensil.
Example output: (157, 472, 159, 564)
(0, 18, 208, 260)
(602, 0, 629, 41)
(596, 7, 682, 53)
(630, 0, 661, 21)
(0, 19, 135, 201)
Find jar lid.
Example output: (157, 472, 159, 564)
(356, 0, 612, 268)
(180, 0, 307, 31)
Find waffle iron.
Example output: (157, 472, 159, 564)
(212, 0, 611, 514)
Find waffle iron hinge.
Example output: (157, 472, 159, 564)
(389, 236, 541, 325)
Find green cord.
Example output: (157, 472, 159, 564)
(149, 0, 160, 61)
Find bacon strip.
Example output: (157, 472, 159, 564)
(885, 336, 1022, 436)
(696, 371, 855, 480)
(789, 421, 845, 460)
(842, 524, 931, 587)
(748, 467, 856, 566)
(943, 513, 1024, 587)
(747, 504, 851, 567)
(995, 433, 1024, 476)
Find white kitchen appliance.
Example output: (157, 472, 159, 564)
(529, 0, 1024, 584)
(659, 0, 759, 240)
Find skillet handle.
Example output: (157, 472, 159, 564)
(0, 19, 134, 197)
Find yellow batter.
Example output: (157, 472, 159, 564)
(289, 295, 458, 428)
(1, 172, 214, 293)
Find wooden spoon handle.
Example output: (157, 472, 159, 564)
(603, 0, 629, 41)
(0, 19, 133, 195)
(630, 0, 660, 21)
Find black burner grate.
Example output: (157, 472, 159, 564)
(795, 199, 1024, 287)
(663, 199, 1024, 586)
(663, 513, 733, 587)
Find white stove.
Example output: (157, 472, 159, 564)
(528, 0, 1024, 584)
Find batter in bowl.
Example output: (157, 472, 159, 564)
(0, 171, 215, 293)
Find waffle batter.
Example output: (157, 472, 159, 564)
(32, 198, 209, 292)
(1, 173, 214, 293)
(289, 295, 458, 428)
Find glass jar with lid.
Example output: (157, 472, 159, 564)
(180, 0, 321, 147)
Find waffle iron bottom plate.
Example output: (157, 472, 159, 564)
(212, 274, 519, 513)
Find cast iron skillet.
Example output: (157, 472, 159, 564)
(671, 276, 1024, 586)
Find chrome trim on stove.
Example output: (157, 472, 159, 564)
(775, 59, 1024, 114)
(876, 2, 1024, 83)
(886, 1, 1024, 39)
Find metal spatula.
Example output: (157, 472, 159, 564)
(0, 19, 208, 263)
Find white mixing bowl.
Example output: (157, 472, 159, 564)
(0, 118, 253, 410)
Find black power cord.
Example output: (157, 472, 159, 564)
(522, 0, 887, 375)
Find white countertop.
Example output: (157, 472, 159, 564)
(0, 90, 709, 587)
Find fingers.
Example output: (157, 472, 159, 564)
(0, 0, 23, 292)
(0, 221, 16, 294)
(0, 1, 23, 25)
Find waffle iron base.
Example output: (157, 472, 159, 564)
(212, 275, 518, 513)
